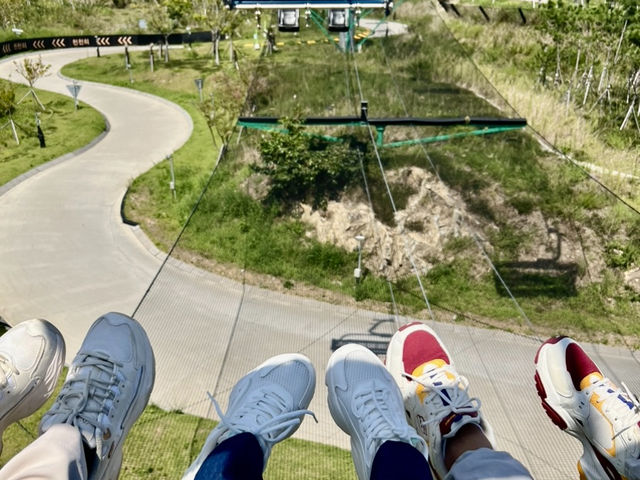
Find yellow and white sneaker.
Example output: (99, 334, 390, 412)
(385, 322, 495, 479)
(535, 336, 640, 480)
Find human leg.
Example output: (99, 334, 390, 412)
(0, 424, 88, 480)
(183, 353, 316, 480)
(535, 336, 640, 480)
(326, 343, 431, 480)
(38, 312, 155, 480)
(386, 322, 532, 480)
(0, 319, 65, 454)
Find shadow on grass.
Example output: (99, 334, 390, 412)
(493, 259, 579, 298)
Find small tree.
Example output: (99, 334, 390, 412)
(198, 0, 230, 65)
(198, 75, 245, 146)
(14, 56, 50, 110)
(149, 4, 174, 62)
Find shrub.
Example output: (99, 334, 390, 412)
(254, 119, 361, 210)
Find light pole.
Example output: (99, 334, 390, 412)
(354, 235, 365, 281)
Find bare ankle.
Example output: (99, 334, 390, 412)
(444, 423, 493, 470)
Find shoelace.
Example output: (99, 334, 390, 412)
(46, 352, 123, 439)
(353, 380, 413, 456)
(404, 364, 481, 428)
(588, 379, 640, 441)
(0, 355, 18, 390)
(208, 390, 316, 446)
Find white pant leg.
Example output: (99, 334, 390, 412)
(0, 424, 88, 480)
(445, 448, 533, 480)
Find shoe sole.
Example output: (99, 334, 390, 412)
(0, 319, 65, 452)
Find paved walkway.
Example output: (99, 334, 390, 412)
(0, 47, 190, 355)
(0, 46, 639, 478)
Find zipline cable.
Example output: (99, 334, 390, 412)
(375, 24, 543, 468)
(348, 34, 436, 322)
(378, 36, 537, 336)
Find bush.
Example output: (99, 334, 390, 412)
(254, 119, 362, 210)
(604, 242, 640, 270)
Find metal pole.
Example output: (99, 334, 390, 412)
(168, 155, 176, 200)
(354, 235, 364, 281)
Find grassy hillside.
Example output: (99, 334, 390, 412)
(62, 3, 640, 343)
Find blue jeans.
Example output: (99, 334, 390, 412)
(194, 432, 433, 480)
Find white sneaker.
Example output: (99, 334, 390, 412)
(182, 353, 316, 480)
(39, 312, 155, 480)
(0, 319, 65, 454)
(535, 336, 640, 480)
(326, 343, 428, 480)
(386, 322, 495, 479)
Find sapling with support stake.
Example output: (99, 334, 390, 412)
(14, 56, 50, 112)
(149, 43, 155, 72)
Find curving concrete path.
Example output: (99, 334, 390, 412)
(0, 47, 191, 357)
(1, 46, 639, 478)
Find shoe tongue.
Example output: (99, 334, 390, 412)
(65, 355, 115, 454)
(411, 360, 453, 403)
(411, 359, 448, 376)
(579, 372, 604, 391)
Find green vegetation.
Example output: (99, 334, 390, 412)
(255, 119, 362, 209)
(62, 3, 640, 341)
(0, 79, 105, 187)
(442, 0, 640, 208)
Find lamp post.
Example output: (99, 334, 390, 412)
(354, 235, 365, 281)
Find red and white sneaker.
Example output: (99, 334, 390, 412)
(386, 322, 495, 479)
(535, 336, 640, 480)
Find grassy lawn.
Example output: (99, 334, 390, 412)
(0, 80, 105, 187)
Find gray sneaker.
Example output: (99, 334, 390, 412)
(183, 353, 316, 480)
(0, 319, 65, 454)
(40, 312, 155, 480)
